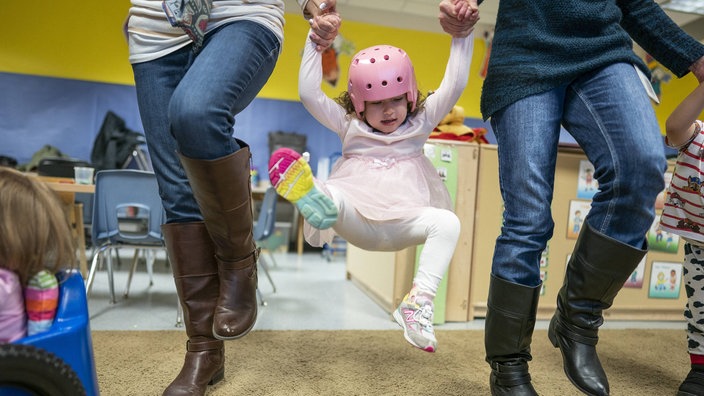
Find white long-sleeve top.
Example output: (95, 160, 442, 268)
(298, 31, 474, 244)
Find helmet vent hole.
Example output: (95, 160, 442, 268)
(397, 77, 403, 83)
(370, 58, 376, 64)
(366, 83, 372, 89)
(381, 81, 388, 87)
(384, 55, 390, 60)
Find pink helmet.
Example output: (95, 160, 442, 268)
(347, 45, 418, 117)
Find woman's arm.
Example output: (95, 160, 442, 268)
(617, 0, 704, 78)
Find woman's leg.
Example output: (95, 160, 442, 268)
(485, 89, 564, 395)
(132, 21, 281, 395)
(549, 62, 665, 395)
(170, 21, 281, 341)
(133, 35, 224, 396)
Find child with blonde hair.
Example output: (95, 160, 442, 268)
(269, 0, 478, 352)
(0, 167, 76, 342)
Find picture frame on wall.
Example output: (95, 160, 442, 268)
(648, 261, 682, 299)
(624, 255, 647, 289)
(566, 200, 592, 240)
(576, 160, 599, 199)
(648, 214, 680, 254)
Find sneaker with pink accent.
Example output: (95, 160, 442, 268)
(268, 147, 338, 229)
(393, 288, 437, 352)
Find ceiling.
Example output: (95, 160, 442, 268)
(285, 0, 704, 40)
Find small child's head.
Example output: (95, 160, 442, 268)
(336, 44, 426, 133)
(0, 167, 75, 285)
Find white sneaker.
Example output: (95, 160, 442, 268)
(393, 289, 437, 352)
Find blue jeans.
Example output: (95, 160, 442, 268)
(490, 63, 666, 286)
(131, 21, 280, 223)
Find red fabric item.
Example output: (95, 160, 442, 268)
(691, 354, 704, 365)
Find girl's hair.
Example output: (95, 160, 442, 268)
(0, 168, 75, 285)
(334, 90, 428, 119)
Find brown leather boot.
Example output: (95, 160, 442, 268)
(162, 222, 224, 396)
(179, 143, 258, 340)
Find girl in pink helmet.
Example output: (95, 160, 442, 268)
(269, 2, 478, 352)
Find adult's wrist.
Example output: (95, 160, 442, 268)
(691, 55, 704, 83)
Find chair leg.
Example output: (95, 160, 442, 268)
(258, 256, 276, 293)
(106, 249, 117, 304)
(145, 249, 155, 286)
(265, 250, 279, 268)
(124, 249, 140, 298)
(257, 288, 267, 307)
(175, 296, 184, 328)
(85, 251, 101, 296)
(85, 244, 109, 297)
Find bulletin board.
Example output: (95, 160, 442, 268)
(469, 145, 687, 321)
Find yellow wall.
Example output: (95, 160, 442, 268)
(0, 1, 699, 127)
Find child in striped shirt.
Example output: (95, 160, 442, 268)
(660, 79, 704, 395)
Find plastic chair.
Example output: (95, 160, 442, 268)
(253, 186, 279, 305)
(84, 170, 166, 305)
(2, 270, 100, 396)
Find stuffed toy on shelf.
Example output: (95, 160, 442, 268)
(430, 105, 488, 143)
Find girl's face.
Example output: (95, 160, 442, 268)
(363, 95, 408, 134)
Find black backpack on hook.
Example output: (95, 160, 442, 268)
(91, 111, 146, 171)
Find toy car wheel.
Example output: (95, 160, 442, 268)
(0, 343, 86, 396)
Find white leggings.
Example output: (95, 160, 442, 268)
(328, 186, 461, 296)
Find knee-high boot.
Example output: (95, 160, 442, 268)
(485, 274, 541, 396)
(162, 222, 224, 396)
(548, 223, 646, 395)
(179, 144, 258, 340)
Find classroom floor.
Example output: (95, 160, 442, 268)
(86, 248, 685, 332)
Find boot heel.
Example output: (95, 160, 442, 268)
(209, 367, 225, 385)
(547, 316, 559, 348)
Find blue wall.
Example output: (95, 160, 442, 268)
(0, 72, 343, 174)
(0, 71, 501, 176)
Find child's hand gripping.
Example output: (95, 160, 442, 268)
(309, 1, 342, 52)
(439, 0, 479, 38)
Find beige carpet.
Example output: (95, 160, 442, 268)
(92, 329, 687, 395)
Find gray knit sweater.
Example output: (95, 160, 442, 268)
(479, 0, 704, 120)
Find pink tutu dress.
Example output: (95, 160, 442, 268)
(298, 31, 474, 246)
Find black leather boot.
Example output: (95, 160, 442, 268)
(548, 223, 646, 396)
(678, 364, 704, 396)
(485, 274, 541, 396)
(179, 141, 259, 340)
